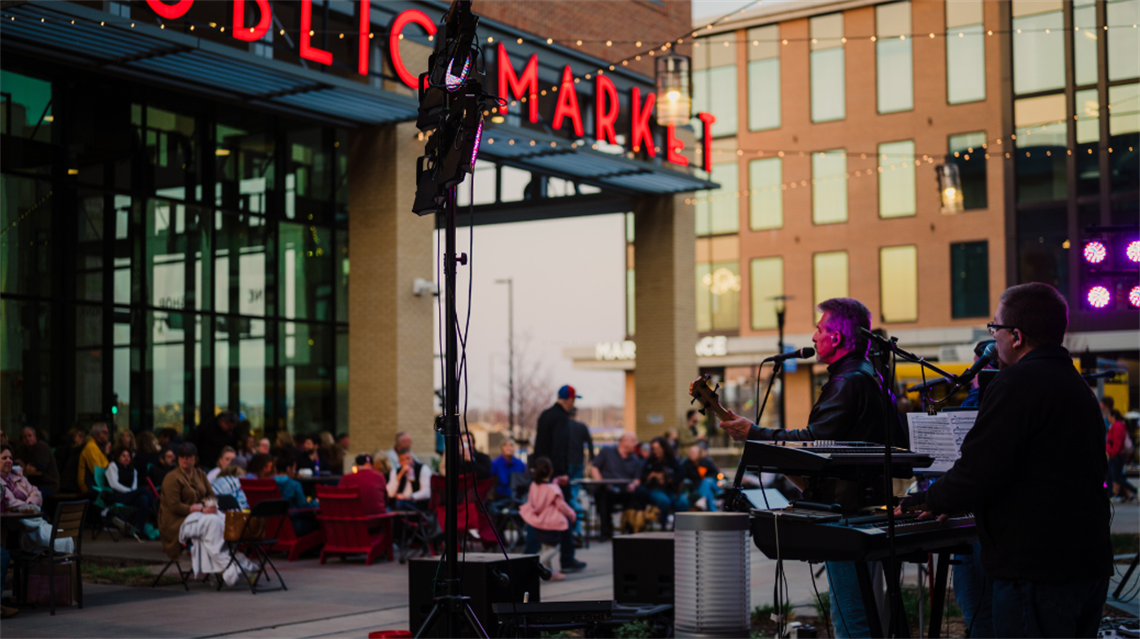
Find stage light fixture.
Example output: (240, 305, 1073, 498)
(1130, 285, 1140, 308)
(1084, 240, 1107, 264)
(1087, 285, 1111, 309)
(1127, 240, 1140, 264)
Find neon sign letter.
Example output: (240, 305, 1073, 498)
(299, 0, 333, 65)
(389, 9, 437, 88)
(498, 43, 539, 124)
(358, 0, 370, 76)
(146, 0, 193, 19)
(552, 66, 584, 137)
(697, 112, 716, 172)
(595, 75, 619, 145)
(232, 0, 270, 42)
(630, 87, 656, 157)
(666, 125, 688, 166)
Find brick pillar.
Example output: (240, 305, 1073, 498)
(633, 193, 697, 442)
(348, 122, 436, 461)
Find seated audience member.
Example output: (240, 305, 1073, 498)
(16, 426, 60, 495)
(206, 446, 237, 482)
(156, 427, 183, 449)
(296, 435, 328, 474)
(210, 464, 250, 511)
(490, 439, 527, 500)
(338, 454, 388, 516)
(233, 435, 256, 470)
(116, 430, 138, 456)
(1, 445, 42, 512)
(245, 453, 274, 480)
(192, 411, 238, 473)
(329, 433, 350, 474)
(439, 440, 492, 479)
(387, 448, 432, 511)
(380, 432, 418, 471)
(373, 454, 393, 477)
(681, 445, 721, 512)
(274, 456, 319, 536)
(149, 446, 178, 489)
(273, 431, 301, 463)
(57, 428, 86, 492)
(106, 445, 159, 539)
(257, 438, 272, 455)
(135, 431, 162, 476)
(78, 423, 111, 498)
(638, 437, 689, 522)
(590, 433, 645, 540)
(159, 443, 254, 586)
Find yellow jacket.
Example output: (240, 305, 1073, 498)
(77, 438, 108, 494)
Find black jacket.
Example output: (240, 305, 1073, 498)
(926, 345, 1112, 583)
(566, 420, 594, 466)
(190, 417, 236, 470)
(534, 403, 571, 476)
(748, 351, 906, 446)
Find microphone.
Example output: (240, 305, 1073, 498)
(763, 347, 815, 363)
(907, 377, 951, 394)
(955, 343, 998, 388)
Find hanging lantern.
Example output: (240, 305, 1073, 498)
(656, 53, 692, 126)
(936, 161, 964, 214)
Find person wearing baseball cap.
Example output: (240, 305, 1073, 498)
(337, 452, 388, 519)
(530, 384, 587, 573)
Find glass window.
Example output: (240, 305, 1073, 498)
(279, 222, 334, 321)
(750, 257, 784, 330)
(280, 321, 334, 434)
(335, 229, 348, 323)
(749, 158, 782, 230)
(0, 175, 52, 297)
(813, 252, 848, 318)
(1109, 0, 1140, 81)
(500, 165, 530, 203)
(215, 212, 268, 316)
(694, 33, 738, 136)
(76, 193, 106, 302)
(146, 200, 201, 312)
(951, 241, 990, 318)
(113, 315, 132, 434)
(216, 121, 275, 215)
(1012, 3, 1065, 95)
(1014, 94, 1068, 204)
(880, 245, 918, 323)
(1074, 0, 1098, 86)
(696, 261, 741, 332)
(948, 132, 989, 209)
(148, 309, 188, 432)
(75, 305, 104, 419)
(696, 163, 740, 235)
(810, 14, 845, 123)
(113, 195, 134, 306)
(456, 160, 497, 206)
(1075, 89, 1101, 197)
(947, 24, 986, 104)
(878, 140, 916, 218)
(0, 300, 52, 433)
(876, 2, 914, 113)
(286, 127, 332, 221)
(140, 105, 198, 202)
(1016, 207, 1068, 296)
(1109, 83, 1140, 192)
(748, 25, 780, 131)
(215, 317, 269, 432)
(336, 325, 348, 440)
(812, 150, 847, 224)
(0, 70, 53, 143)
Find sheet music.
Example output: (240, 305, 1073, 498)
(907, 411, 978, 473)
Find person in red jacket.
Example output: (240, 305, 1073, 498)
(338, 453, 388, 517)
(1107, 410, 1137, 502)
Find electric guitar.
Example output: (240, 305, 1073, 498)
(688, 374, 733, 422)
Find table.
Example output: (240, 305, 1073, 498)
(570, 479, 636, 543)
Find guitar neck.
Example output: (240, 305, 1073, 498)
(706, 402, 733, 422)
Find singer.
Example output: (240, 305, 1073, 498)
(719, 297, 906, 638)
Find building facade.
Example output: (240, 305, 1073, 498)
(570, 0, 1138, 433)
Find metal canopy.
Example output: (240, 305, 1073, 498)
(1, 0, 714, 195)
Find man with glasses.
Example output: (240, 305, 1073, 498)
(901, 283, 1112, 637)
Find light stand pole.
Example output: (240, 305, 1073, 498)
(495, 278, 515, 440)
(770, 295, 791, 430)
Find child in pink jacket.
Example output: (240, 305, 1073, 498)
(519, 457, 576, 581)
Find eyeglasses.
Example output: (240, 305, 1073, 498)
(986, 322, 1017, 336)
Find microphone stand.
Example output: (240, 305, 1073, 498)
(730, 360, 782, 511)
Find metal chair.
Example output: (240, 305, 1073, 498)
(13, 500, 89, 616)
(217, 499, 290, 594)
(90, 466, 134, 541)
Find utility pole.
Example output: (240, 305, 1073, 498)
(495, 278, 515, 439)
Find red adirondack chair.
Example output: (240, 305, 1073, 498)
(315, 486, 402, 565)
(429, 474, 497, 548)
(240, 478, 324, 561)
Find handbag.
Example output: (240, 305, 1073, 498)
(223, 510, 266, 542)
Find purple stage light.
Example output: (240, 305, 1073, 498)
(445, 55, 472, 92)
(1130, 285, 1140, 309)
(1087, 285, 1111, 309)
(1127, 240, 1140, 264)
(469, 120, 483, 169)
(1084, 241, 1107, 264)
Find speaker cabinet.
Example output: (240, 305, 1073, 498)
(409, 553, 541, 637)
(612, 532, 674, 605)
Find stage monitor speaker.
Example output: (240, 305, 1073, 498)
(612, 532, 674, 605)
(409, 553, 541, 637)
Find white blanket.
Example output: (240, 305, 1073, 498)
(19, 517, 74, 555)
(178, 512, 256, 587)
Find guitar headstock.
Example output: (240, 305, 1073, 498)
(688, 374, 732, 422)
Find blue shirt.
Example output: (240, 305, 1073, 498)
(490, 455, 527, 498)
(275, 475, 317, 510)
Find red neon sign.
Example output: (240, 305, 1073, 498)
(666, 125, 688, 167)
(697, 113, 716, 172)
(630, 87, 656, 157)
(595, 75, 619, 145)
(498, 44, 539, 124)
(298, 0, 332, 65)
(358, 0, 370, 76)
(552, 66, 584, 137)
(389, 9, 437, 88)
(146, 0, 193, 20)
(232, 0, 270, 42)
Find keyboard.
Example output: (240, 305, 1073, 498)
(739, 440, 934, 479)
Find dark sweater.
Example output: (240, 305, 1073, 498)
(534, 403, 571, 476)
(926, 345, 1112, 583)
